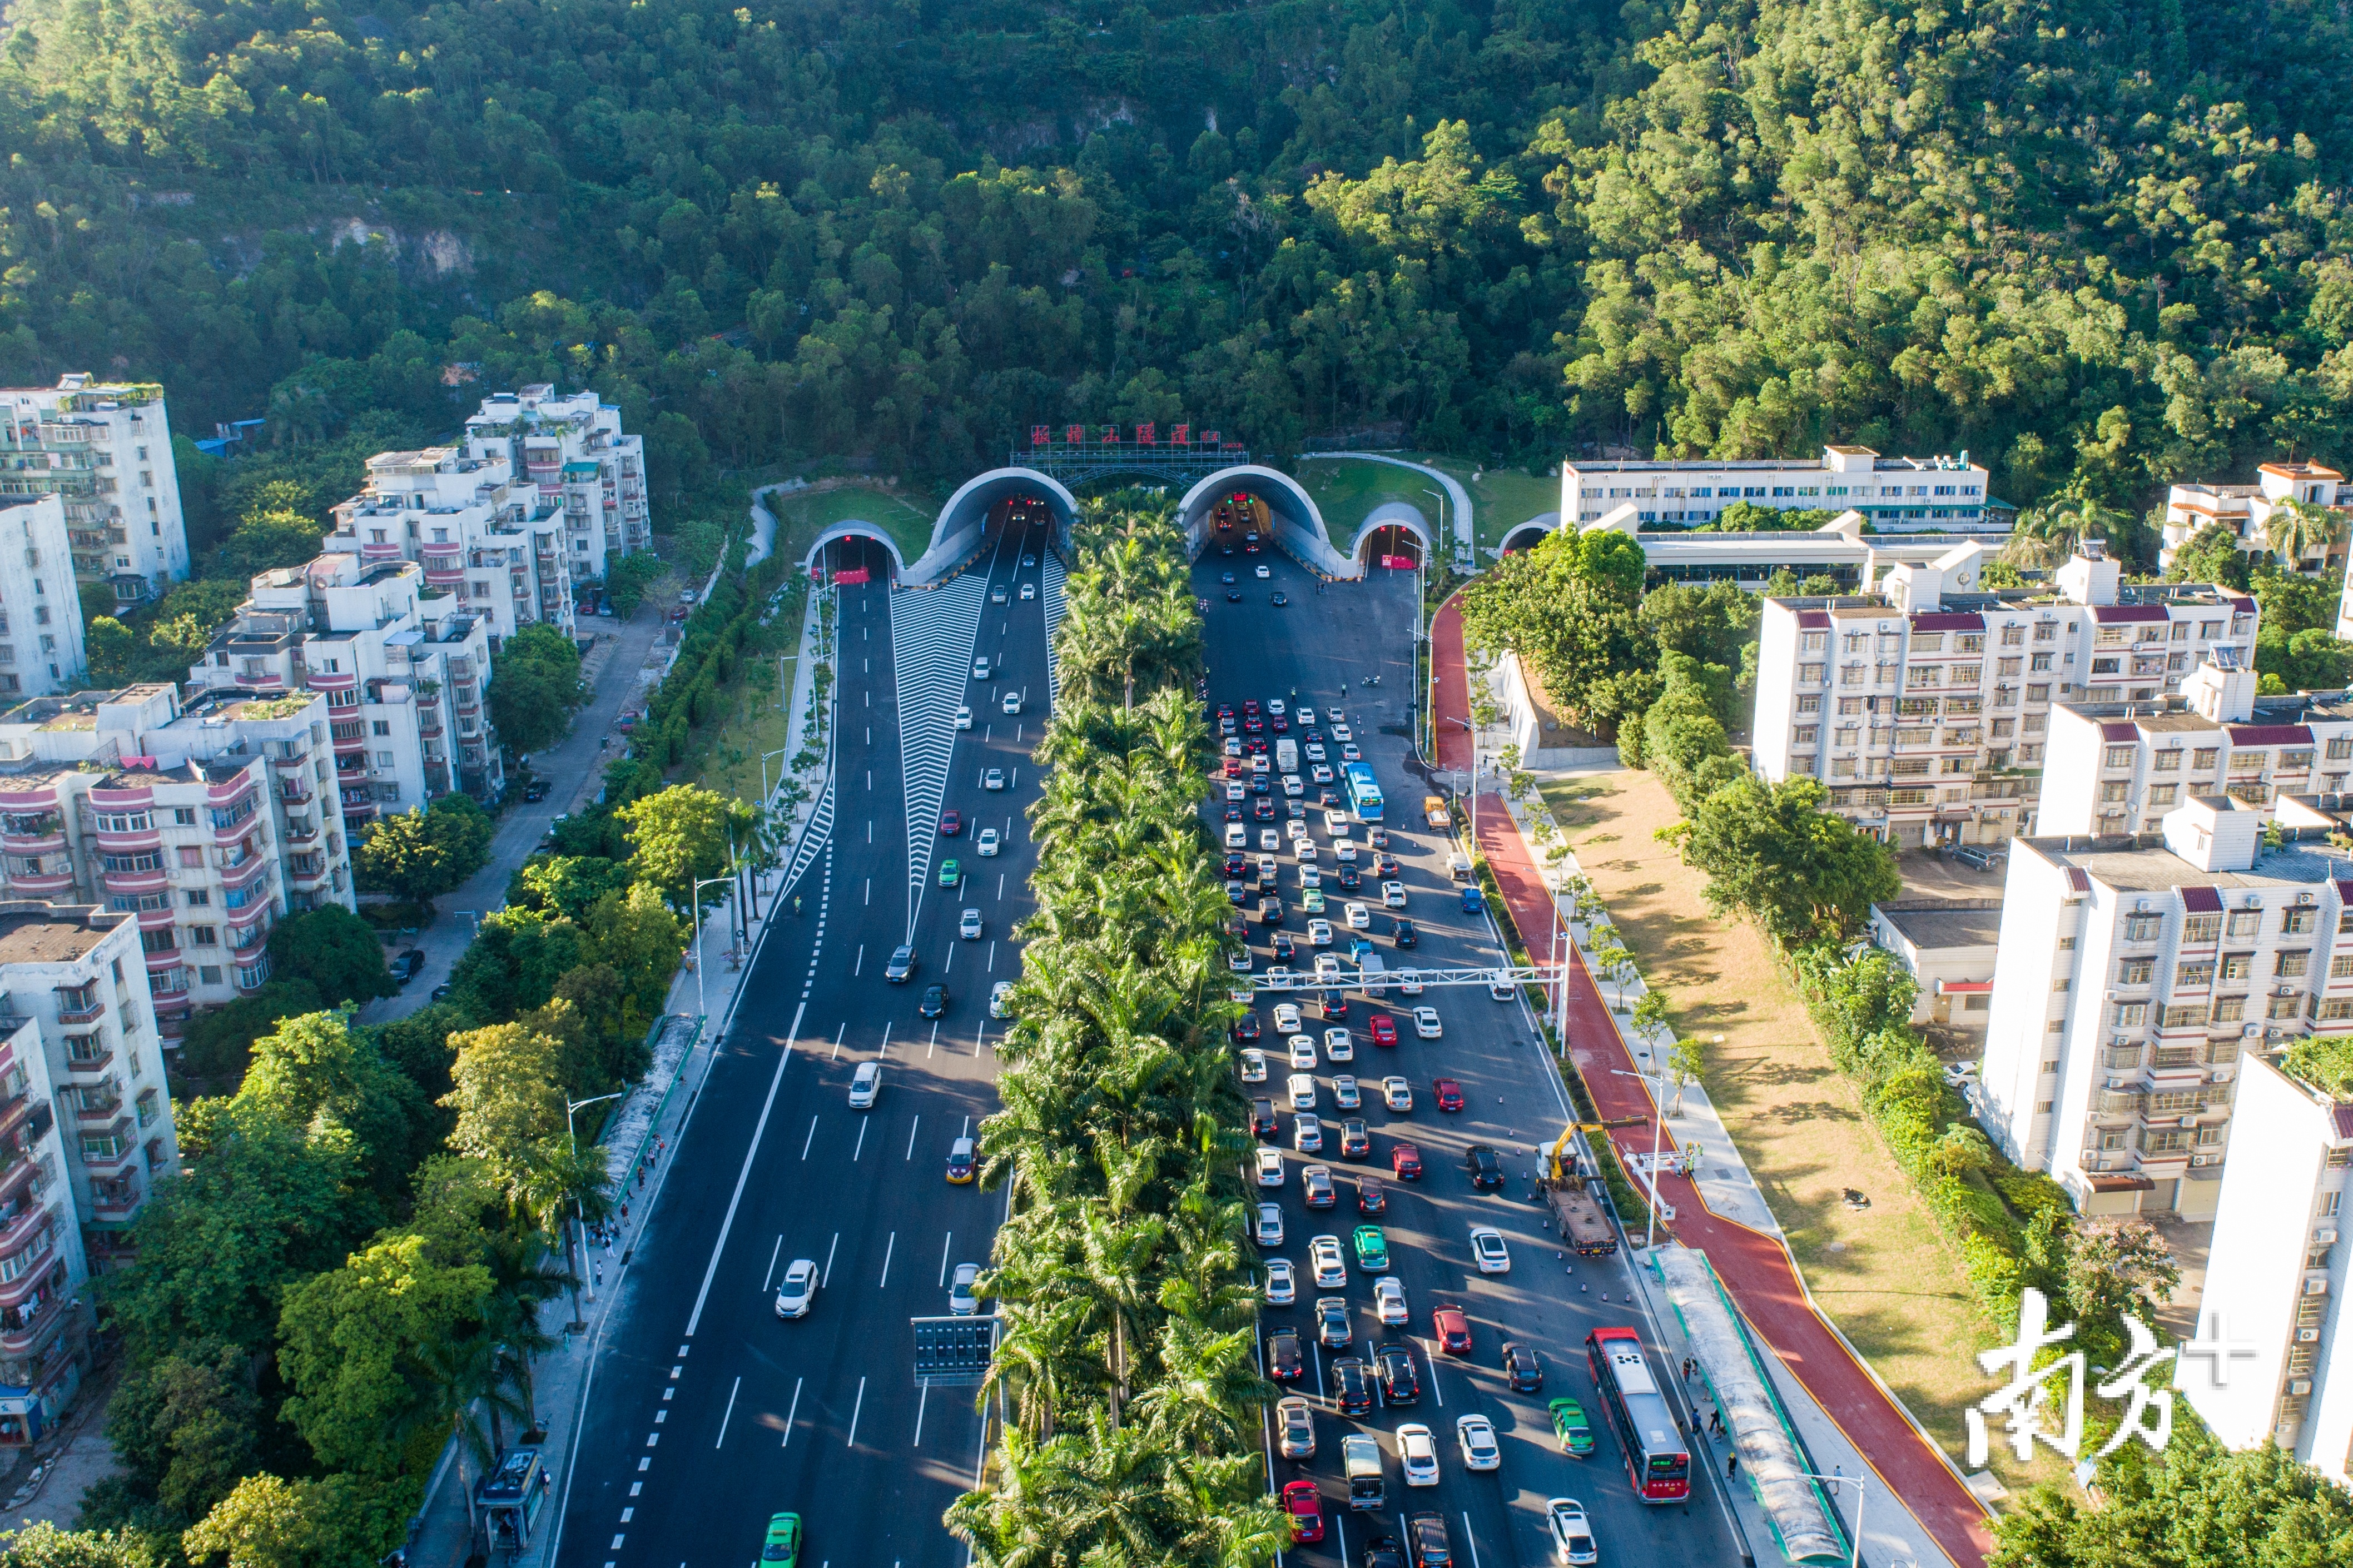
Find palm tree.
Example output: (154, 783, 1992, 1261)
(2265, 497, 2342, 572)
(410, 1331, 530, 1549)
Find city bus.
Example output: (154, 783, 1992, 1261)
(1342, 763, 1383, 823)
(1583, 1327, 1690, 1502)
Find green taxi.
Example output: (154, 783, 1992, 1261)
(1351, 1225, 1389, 1271)
(939, 858, 961, 888)
(1550, 1396, 1595, 1456)
(762, 1512, 803, 1565)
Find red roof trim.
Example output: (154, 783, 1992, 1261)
(2092, 605, 2171, 623)
(2099, 723, 2138, 742)
(1796, 610, 1833, 630)
(2180, 886, 2223, 912)
(1910, 612, 1985, 632)
(2228, 725, 2313, 746)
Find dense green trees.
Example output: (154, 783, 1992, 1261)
(354, 795, 494, 906)
(486, 624, 588, 754)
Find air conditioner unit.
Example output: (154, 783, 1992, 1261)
(2300, 892, 2316, 905)
(2299, 1328, 2322, 1343)
(2180, 1116, 2198, 1128)
(2136, 898, 2153, 913)
(2246, 894, 2266, 909)
(2289, 1379, 2314, 1396)
(2319, 1228, 2340, 1245)
(2245, 1023, 2265, 1038)
(2270, 1028, 2287, 1041)
(2304, 1278, 2330, 1296)
(2191, 1152, 2222, 1166)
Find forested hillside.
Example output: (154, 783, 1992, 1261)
(2, 0, 2350, 504)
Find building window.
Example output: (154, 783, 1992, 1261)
(2226, 909, 2264, 939)
(2283, 907, 2319, 935)
(2278, 950, 2312, 978)
(189, 926, 217, 945)
(2112, 1002, 2147, 1027)
(2177, 961, 2216, 988)
(173, 808, 195, 825)
(2117, 959, 2155, 985)
(2153, 750, 2182, 772)
(2319, 998, 2353, 1021)
(2124, 914, 2164, 942)
(2211, 995, 2246, 1023)
(176, 847, 202, 868)
(183, 890, 209, 907)
(2271, 993, 2306, 1019)
(2194, 748, 2220, 770)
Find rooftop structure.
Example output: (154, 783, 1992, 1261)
(0, 375, 190, 604)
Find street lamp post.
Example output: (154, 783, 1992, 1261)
(689, 874, 736, 1021)
(1789, 1470, 1867, 1568)
(759, 746, 792, 808)
(563, 1089, 626, 1327)
(1611, 1065, 1672, 1251)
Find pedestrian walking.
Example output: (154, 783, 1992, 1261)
(1726, 1453, 1738, 1480)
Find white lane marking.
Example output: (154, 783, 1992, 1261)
(822, 1232, 839, 1286)
(974, 1025, 986, 1058)
(928, 1023, 941, 1059)
(762, 1236, 782, 1292)
(906, 1115, 921, 1159)
(878, 1022, 892, 1058)
(987, 941, 996, 972)
(682, 1004, 802, 1338)
(944, 943, 955, 974)
(1425, 1347, 1443, 1407)
(878, 1230, 896, 1287)
(1461, 1514, 1481, 1568)
(780, 1375, 803, 1447)
(939, 1232, 954, 1286)
(714, 1376, 741, 1447)
(913, 1379, 931, 1448)
(851, 1118, 868, 1161)
(996, 874, 1005, 899)
(865, 879, 871, 906)
(845, 1376, 867, 1449)
(869, 820, 873, 843)
(961, 1115, 971, 1136)
(801, 1117, 818, 1159)
(853, 945, 863, 976)
(831, 1023, 846, 1060)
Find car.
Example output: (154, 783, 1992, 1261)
(972, 656, 991, 679)
(939, 858, 962, 888)
(884, 944, 917, 982)
(1225, 878, 1249, 908)
(1433, 1077, 1465, 1112)
(1317, 1295, 1353, 1348)
(762, 1512, 802, 1568)
(1281, 1478, 1323, 1543)
(1286, 1072, 1317, 1112)
(1381, 881, 1408, 909)
(1372, 1274, 1408, 1325)
(1502, 1341, 1544, 1392)
(1255, 1203, 1285, 1246)
(1001, 690, 1022, 715)
(919, 983, 949, 1018)
(1277, 1395, 1317, 1460)
(1275, 1039, 1312, 1078)
(1392, 918, 1419, 948)
(1303, 1163, 1337, 1208)
(1260, 828, 1281, 850)
(1314, 952, 1344, 984)
(1316, 989, 1349, 1021)
(1242, 1047, 1275, 1083)
(1272, 1000, 1302, 1033)
(1398, 1423, 1440, 1488)
(1382, 1077, 1413, 1112)
(1270, 932, 1297, 963)
(1019, 581, 1036, 600)
(1324, 1027, 1354, 1062)
(394, 948, 427, 983)
(1342, 900, 1371, 931)
(1375, 1343, 1420, 1406)
(1021, 552, 1036, 566)
(960, 908, 984, 940)
(1546, 1499, 1597, 1566)
(1464, 1144, 1505, 1189)
(1263, 1257, 1297, 1305)
(1313, 764, 1336, 784)
(982, 768, 1006, 791)
(1254, 1146, 1286, 1187)
(1230, 1012, 1263, 1043)
(1333, 840, 1357, 863)
(773, 1257, 819, 1318)
(1219, 571, 1238, 585)
(1458, 1410, 1496, 1476)
(1334, 863, 1361, 890)
(1469, 1228, 1510, 1274)
(1357, 1176, 1388, 1214)
(1368, 1014, 1398, 1048)
(430, 983, 452, 1002)
(1332, 1356, 1375, 1416)
(522, 779, 550, 803)
(1413, 1008, 1443, 1039)
(1352, 1225, 1389, 1270)
(1227, 947, 1253, 973)
(1338, 1118, 1371, 1158)
(1332, 1074, 1361, 1109)
(1372, 854, 1401, 879)
(1294, 1113, 1323, 1152)
(1225, 822, 1249, 849)
(1298, 863, 1323, 890)
(1549, 1397, 1596, 1455)
(955, 704, 974, 729)
(949, 1262, 981, 1314)
(1398, 974, 1423, 997)
(1306, 918, 1334, 947)
(1309, 1234, 1347, 1287)
(1271, 590, 1289, 606)
(1391, 1142, 1424, 1179)
(976, 827, 1001, 857)
(1267, 1327, 1305, 1382)
(1331, 724, 1353, 742)
(848, 1061, 881, 1108)
(1431, 1304, 1472, 1355)
(1255, 564, 1272, 579)
(1407, 1513, 1452, 1568)
(1259, 895, 1284, 924)
(947, 1137, 977, 1183)
(1488, 977, 1516, 1001)
(939, 809, 963, 837)
(989, 583, 1007, 603)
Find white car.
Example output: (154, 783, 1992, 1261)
(1343, 901, 1371, 930)
(1240, 1048, 1268, 1082)
(1547, 1499, 1597, 1566)
(976, 828, 1002, 856)
(1309, 1234, 1346, 1288)
(1311, 764, 1334, 784)
(1228, 948, 1253, 973)
(1001, 690, 1022, 714)
(1456, 1415, 1501, 1471)
(1285, 817, 1309, 841)
(1255, 1203, 1285, 1246)
(773, 1257, 819, 1319)
(960, 908, 983, 940)
(1287, 1034, 1318, 1070)
(954, 704, 974, 729)
(1258, 855, 1281, 883)
(982, 768, 1007, 790)
(1324, 1028, 1354, 1062)
(1307, 919, 1334, 947)
(990, 980, 1014, 1019)
(1019, 581, 1036, 601)
(1313, 952, 1343, 983)
(1226, 822, 1249, 849)
(1413, 1007, 1443, 1039)
(1331, 724, 1353, 743)
(1273, 1002, 1303, 1033)
(1373, 1275, 1407, 1325)
(1263, 1257, 1297, 1305)
(1332, 1074, 1361, 1109)
(1255, 564, 1272, 579)
(1324, 810, 1350, 837)
(1299, 865, 1323, 889)
(1287, 1072, 1318, 1111)
(1282, 774, 1304, 797)
(1297, 838, 1318, 862)
(1490, 978, 1516, 1001)
(1297, 707, 1317, 726)
(1293, 1113, 1323, 1152)
(1254, 1146, 1286, 1187)
(1382, 1076, 1413, 1112)
(1397, 1422, 1440, 1487)
(848, 1061, 881, 1108)
(1225, 780, 1247, 803)
(972, 656, 991, 680)
(1382, 880, 1408, 908)
(1470, 1228, 1511, 1275)
(1268, 700, 1287, 717)
(949, 1262, 981, 1315)
(1399, 973, 1424, 996)
(1260, 828, 1281, 852)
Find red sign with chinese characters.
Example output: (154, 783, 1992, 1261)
(1066, 424, 1086, 444)
(1030, 425, 1050, 447)
(1202, 430, 1222, 447)
(1171, 424, 1191, 445)
(1136, 422, 1156, 445)
(1100, 425, 1119, 444)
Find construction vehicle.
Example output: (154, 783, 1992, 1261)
(1540, 1120, 1646, 1257)
(1423, 795, 1451, 830)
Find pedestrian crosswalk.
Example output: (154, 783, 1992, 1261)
(1042, 552, 1068, 710)
(890, 574, 989, 928)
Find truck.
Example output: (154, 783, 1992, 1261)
(1275, 738, 1299, 774)
(1358, 953, 1388, 997)
(1343, 1433, 1385, 1510)
(1543, 1171, 1620, 1257)
(1423, 794, 1451, 830)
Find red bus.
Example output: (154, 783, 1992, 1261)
(1584, 1328, 1690, 1502)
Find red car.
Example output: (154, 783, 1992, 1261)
(1244, 716, 1265, 734)
(1432, 1304, 1472, 1356)
(1433, 1078, 1465, 1112)
(1391, 1142, 1423, 1180)
(1271, 714, 1288, 732)
(1243, 700, 1260, 715)
(939, 810, 962, 837)
(1367, 1014, 1398, 1048)
(1282, 1479, 1323, 1542)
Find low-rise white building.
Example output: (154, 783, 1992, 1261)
(1866, 900, 2004, 1034)
(0, 375, 190, 605)
(2155, 460, 2346, 580)
(1562, 445, 1996, 532)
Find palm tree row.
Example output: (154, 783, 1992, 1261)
(947, 506, 1284, 1568)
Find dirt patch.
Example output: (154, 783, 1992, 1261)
(1538, 769, 2062, 1495)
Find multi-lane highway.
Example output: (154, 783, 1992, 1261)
(1197, 541, 1741, 1568)
(551, 519, 1051, 1568)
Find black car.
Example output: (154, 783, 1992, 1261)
(1227, 879, 1249, 905)
(1357, 1177, 1387, 1214)
(1465, 1144, 1505, 1189)
(1336, 864, 1362, 890)
(1267, 1328, 1306, 1382)
(1271, 932, 1297, 962)
(919, 983, 949, 1018)
(1303, 1166, 1337, 1208)
(1259, 897, 1284, 926)
(1250, 773, 1270, 794)
(1254, 798, 1277, 821)
(1375, 1344, 1420, 1406)
(1367, 828, 1390, 851)
(1501, 1341, 1543, 1392)
(1223, 854, 1249, 879)
(1220, 572, 1237, 585)
(522, 779, 550, 802)
(1362, 1535, 1407, 1568)
(1230, 1013, 1263, 1043)
(1252, 1098, 1280, 1138)
(1271, 591, 1289, 606)
(884, 944, 917, 982)
(1408, 1512, 1452, 1568)
(1316, 1297, 1351, 1348)
(1392, 919, 1418, 948)
(430, 983, 452, 1002)
(1226, 588, 1244, 602)
(394, 948, 427, 983)
(1316, 989, 1348, 1019)
(1331, 1356, 1375, 1416)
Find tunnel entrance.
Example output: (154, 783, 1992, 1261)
(1500, 521, 1556, 555)
(1354, 522, 1424, 570)
(816, 531, 898, 585)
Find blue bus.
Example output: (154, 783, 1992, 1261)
(1343, 763, 1383, 823)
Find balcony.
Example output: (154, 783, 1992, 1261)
(90, 1178, 140, 1219)
(53, 993, 101, 1026)
(0, 818, 63, 853)
(73, 1094, 123, 1125)
(282, 816, 319, 843)
(0, 1199, 49, 1260)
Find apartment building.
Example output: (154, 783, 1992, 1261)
(463, 383, 652, 573)
(326, 444, 577, 646)
(1752, 542, 2258, 847)
(0, 375, 190, 603)
(187, 555, 504, 810)
(0, 900, 181, 1442)
(2155, 460, 2346, 579)
(0, 499, 87, 699)
(2188, 1049, 2353, 1481)
(1562, 445, 1996, 532)
(0, 684, 354, 1032)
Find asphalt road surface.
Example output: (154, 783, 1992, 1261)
(1195, 539, 1741, 1568)
(551, 520, 1051, 1568)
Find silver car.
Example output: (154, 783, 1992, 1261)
(773, 1257, 818, 1319)
(949, 1262, 981, 1315)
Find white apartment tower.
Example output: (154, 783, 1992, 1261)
(0, 499, 87, 700)
(463, 384, 652, 574)
(1562, 445, 1996, 532)
(0, 375, 191, 604)
(326, 445, 577, 646)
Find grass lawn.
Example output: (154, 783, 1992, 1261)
(1537, 768, 2062, 1497)
(1404, 454, 1560, 552)
(1292, 457, 1437, 550)
(767, 481, 939, 566)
